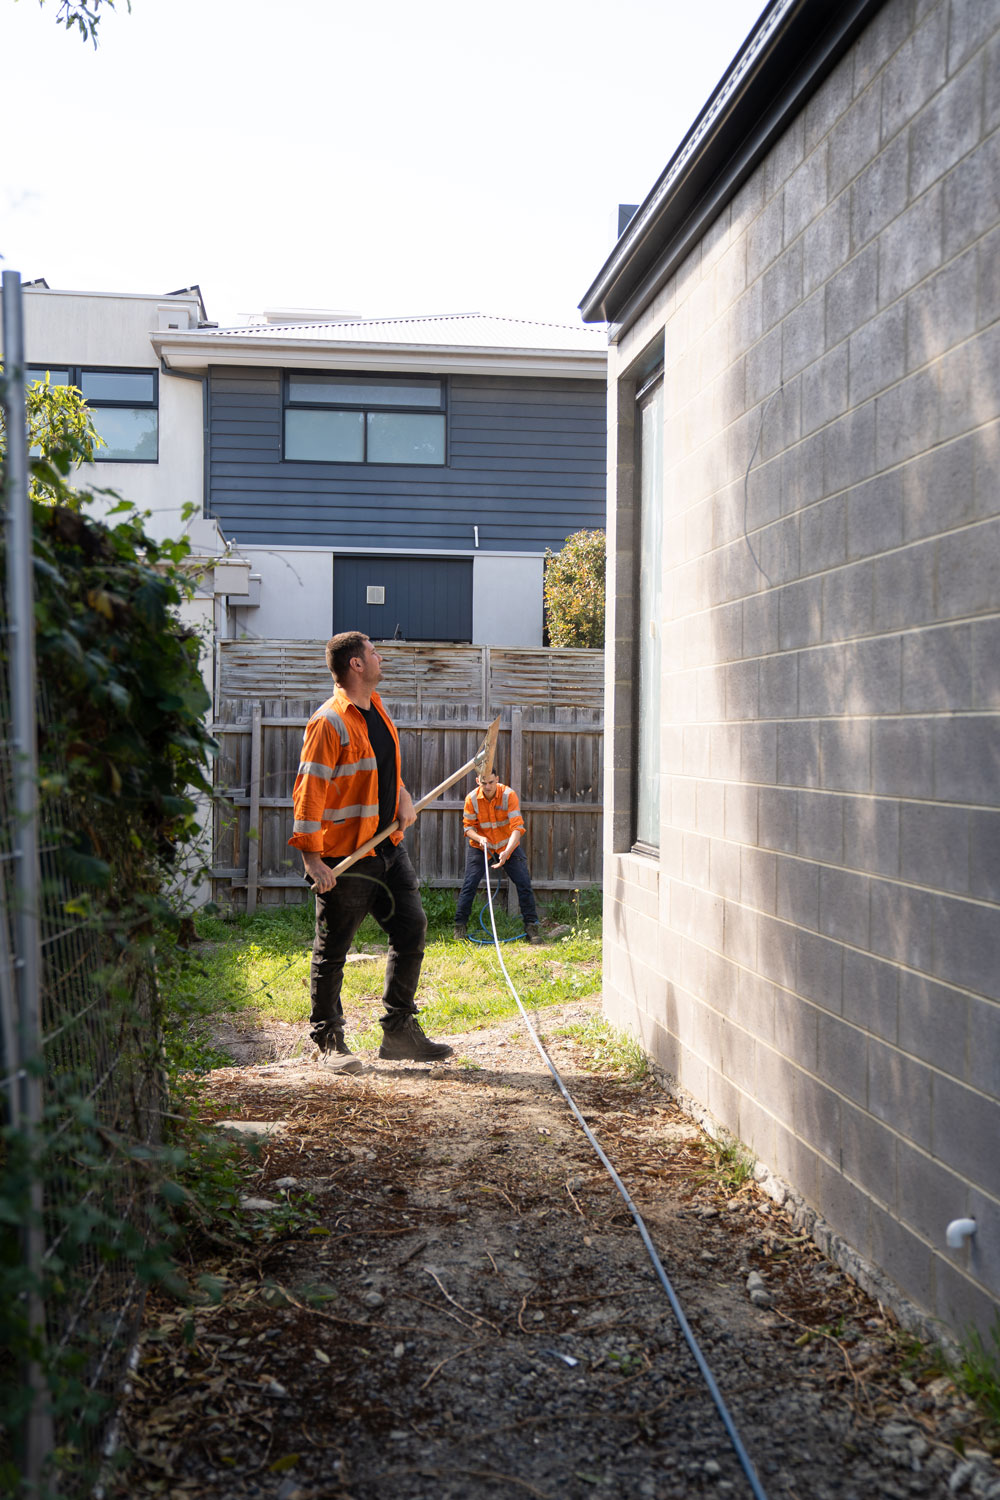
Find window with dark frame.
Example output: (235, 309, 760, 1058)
(633, 365, 664, 854)
(283, 372, 446, 466)
(25, 365, 158, 463)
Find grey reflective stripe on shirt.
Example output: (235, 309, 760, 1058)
(298, 755, 376, 781)
(323, 803, 379, 823)
(331, 756, 376, 777)
(298, 759, 333, 781)
(293, 819, 322, 833)
(318, 709, 350, 746)
(500, 789, 510, 809)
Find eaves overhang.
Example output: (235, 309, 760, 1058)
(150, 330, 607, 381)
(579, 0, 889, 335)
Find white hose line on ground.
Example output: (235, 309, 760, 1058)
(480, 850, 770, 1500)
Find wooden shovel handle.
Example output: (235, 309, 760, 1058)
(326, 715, 501, 880)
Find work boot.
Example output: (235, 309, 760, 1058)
(317, 1030, 363, 1074)
(317, 1048, 363, 1075)
(453, 924, 467, 941)
(525, 923, 546, 945)
(378, 1016, 454, 1062)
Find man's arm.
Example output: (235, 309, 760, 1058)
(463, 791, 489, 847)
(291, 715, 339, 889)
(397, 785, 417, 831)
(495, 786, 525, 864)
(302, 849, 337, 892)
(495, 827, 522, 863)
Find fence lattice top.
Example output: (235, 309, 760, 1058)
(217, 642, 604, 713)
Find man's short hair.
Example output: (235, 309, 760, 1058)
(326, 631, 369, 682)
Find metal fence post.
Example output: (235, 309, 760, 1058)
(2, 269, 53, 1491)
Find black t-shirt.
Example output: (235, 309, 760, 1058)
(361, 704, 397, 834)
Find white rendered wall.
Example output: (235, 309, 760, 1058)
(472, 554, 543, 646)
(20, 288, 204, 543)
(232, 546, 334, 640)
(230, 547, 543, 646)
(176, 593, 216, 702)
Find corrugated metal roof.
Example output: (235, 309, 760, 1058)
(211, 311, 607, 353)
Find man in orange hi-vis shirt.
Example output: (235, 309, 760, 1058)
(453, 768, 544, 944)
(289, 631, 453, 1070)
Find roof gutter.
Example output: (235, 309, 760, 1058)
(579, 0, 889, 333)
(150, 332, 606, 380)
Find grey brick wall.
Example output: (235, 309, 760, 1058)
(604, 0, 1000, 1337)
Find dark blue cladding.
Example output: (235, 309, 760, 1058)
(207, 368, 607, 550)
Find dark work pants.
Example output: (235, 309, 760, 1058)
(309, 842, 427, 1050)
(454, 844, 538, 929)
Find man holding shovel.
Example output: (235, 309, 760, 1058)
(453, 768, 545, 944)
(289, 631, 453, 1069)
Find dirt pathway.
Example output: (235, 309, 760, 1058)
(111, 998, 1000, 1500)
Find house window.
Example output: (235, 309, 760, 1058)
(284, 373, 446, 465)
(25, 366, 158, 462)
(634, 369, 663, 852)
(27, 367, 72, 386)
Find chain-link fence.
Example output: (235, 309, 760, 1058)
(2, 271, 167, 1498)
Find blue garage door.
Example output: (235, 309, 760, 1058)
(332, 555, 473, 642)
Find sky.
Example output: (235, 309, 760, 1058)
(1, 0, 763, 330)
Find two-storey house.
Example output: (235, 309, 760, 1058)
(151, 309, 608, 645)
(18, 283, 608, 648)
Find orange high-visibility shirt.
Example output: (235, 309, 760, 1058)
(288, 686, 405, 859)
(463, 782, 525, 852)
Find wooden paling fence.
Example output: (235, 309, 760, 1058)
(211, 700, 604, 913)
(215, 640, 605, 713)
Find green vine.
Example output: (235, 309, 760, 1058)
(30, 497, 217, 897)
(0, 379, 226, 1495)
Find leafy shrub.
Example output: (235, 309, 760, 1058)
(544, 528, 606, 648)
(31, 499, 217, 897)
(0, 364, 103, 503)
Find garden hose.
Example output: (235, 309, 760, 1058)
(477, 847, 770, 1500)
(465, 863, 525, 946)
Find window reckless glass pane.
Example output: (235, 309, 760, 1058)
(367, 411, 445, 465)
(80, 370, 156, 403)
(285, 408, 365, 462)
(635, 381, 663, 849)
(287, 375, 442, 408)
(92, 407, 158, 462)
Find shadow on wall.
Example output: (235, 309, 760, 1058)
(692, 402, 1000, 1332)
(607, 872, 690, 1077)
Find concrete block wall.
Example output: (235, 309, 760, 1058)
(604, 0, 1000, 1336)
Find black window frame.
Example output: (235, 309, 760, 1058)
(24, 363, 159, 464)
(282, 370, 448, 467)
(630, 356, 664, 857)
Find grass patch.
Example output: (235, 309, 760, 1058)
(700, 1135, 756, 1193)
(543, 886, 603, 931)
(162, 887, 603, 1065)
(161, 904, 317, 1073)
(952, 1318, 1000, 1441)
(553, 1016, 648, 1081)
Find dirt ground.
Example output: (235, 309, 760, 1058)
(109, 996, 1000, 1500)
